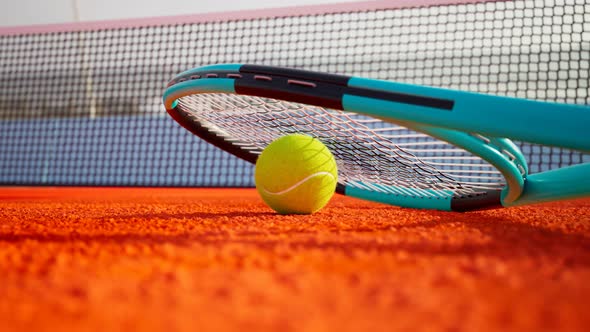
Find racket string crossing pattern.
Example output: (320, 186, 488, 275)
(178, 93, 506, 199)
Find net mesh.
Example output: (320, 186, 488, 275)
(1, 0, 589, 186)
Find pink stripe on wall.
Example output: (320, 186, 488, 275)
(0, 0, 501, 36)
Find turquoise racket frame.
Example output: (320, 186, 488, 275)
(163, 64, 590, 211)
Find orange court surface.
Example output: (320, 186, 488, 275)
(0, 187, 589, 331)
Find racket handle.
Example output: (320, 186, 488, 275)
(507, 163, 590, 206)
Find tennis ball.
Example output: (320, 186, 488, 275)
(255, 134, 338, 215)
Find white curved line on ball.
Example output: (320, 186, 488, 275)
(261, 172, 336, 196)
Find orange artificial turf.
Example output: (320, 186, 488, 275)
(0, 187, 589, 332)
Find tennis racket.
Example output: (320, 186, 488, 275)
(163, 64, 590, 212)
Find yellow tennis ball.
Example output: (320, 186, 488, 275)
(255, 134, 338, 215)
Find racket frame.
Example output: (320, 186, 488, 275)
(163, 64, 590, 211)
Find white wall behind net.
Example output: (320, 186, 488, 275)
(0, 0, 363, 27)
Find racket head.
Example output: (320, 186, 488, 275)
(163, 64, 529, 211)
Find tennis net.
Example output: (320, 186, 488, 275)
(1, 0, 588, 186)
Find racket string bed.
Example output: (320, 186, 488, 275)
(177, 93, 506, 199)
